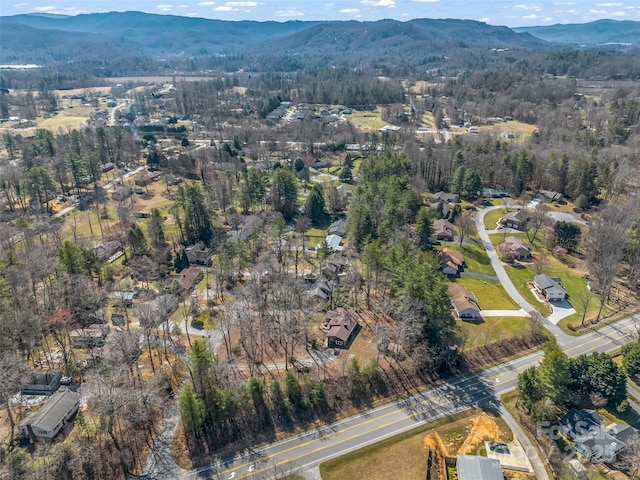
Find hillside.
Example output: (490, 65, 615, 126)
(0, 11, 548, 65)
(515, 19, 640, 46)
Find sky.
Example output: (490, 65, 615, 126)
(4, 0, 640, 27)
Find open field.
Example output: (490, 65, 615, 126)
(345, 108, 388, 130)
(437, 243, 495, 276)
(459, 316, 530, 349)
(479, 120, 538, 140)
(454, 276, 519, 310)
(320, 409, 512, 480)
(104, 76, 215, 83)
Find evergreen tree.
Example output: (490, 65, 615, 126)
(623, 342, 640, 381)
(177, 183, 214, 245)
(127, 223, 148, 257)
(537, 342, 572, 405)
(415, 206, 434, 251)
(270, 168, 298, 221)
(305, 183, 325, 225)
(179, 382, 205, 443)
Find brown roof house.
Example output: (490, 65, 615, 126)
(323, 308, 361, 349)
(174, 266, 202, 293)
(503, 236, 531, 260)
(439, 248, 465, 276)
(499, 209, 530, 230)
(448, 283, 481, 322)
(134, 171, 161, 187)
(432, 219, 456, 242)
(19, 391, 80, 440)
(538, 190, 563, 203)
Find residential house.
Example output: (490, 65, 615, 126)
(111, 186, 133, 202)
(133, 210, 151, 218)
(499, 209, 530, 230)
(228, 215, 262, 243)
(134, 171, 162, 187)
(108, 290, 138, 307)
(448, 283, 482, 321)
(439, 248, 465, 276)
(534, 274, 566, 302)
(186, 241, 214, 265)
(101, 162, 116, 173)
(321, 253, 349, 278)
(431, 200, 451, 218)
(323, 308, 360, 349)
(481, 188, 509, 198)
(19, 391, 80, 440)
(328, 218, 347, 237)
(560, 409, 637, 463)
(21, 370, 62, 396)
(503, 236, 531, 260)
(538, 190, 563, 203)
(308, 276, 336, 300)
(430, 191, 459, 204)
(432, 219, 456, 242)
(69, 324, 109, 348)
(174, 266, 201, 293)
(324, 234, 344, 251)
(456, 455, 503, 480)
(94, 241, 123, 262)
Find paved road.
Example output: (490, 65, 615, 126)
(475, 206, 571, 342)
(169, 315, 639, 480)
(110, 100, 128, 126)
(141, 205, 638, 480)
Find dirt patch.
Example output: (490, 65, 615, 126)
(458, 412, 504, 454)
(422, 431, 449, 480)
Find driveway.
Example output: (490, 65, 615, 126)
(475, 206, 571, 343)
(547, 300, 577, 325)
(547, 211, 588, 225)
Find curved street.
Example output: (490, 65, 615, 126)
(141, 204, 639, 480)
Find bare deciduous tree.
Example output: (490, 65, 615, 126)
(585, 204, 631, 322)
(454, 210, 475, 246)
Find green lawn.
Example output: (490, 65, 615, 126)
(490, 232, 607, 328)
(320, 409, 497, 480)
(345, 108, 387, 130)
(483, 208, 508, 230)
(437, 243, 495, 276)
(458, 316, 531, 349)
(453, 276, 519, 310)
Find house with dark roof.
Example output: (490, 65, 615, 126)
(430, 191, 459, 204)
(69, 324, 109, 349)
(308, 276, 336, 300)
(538, 190, 563, 203)
(534, 274, 566, 302)
(134, 171, 162, 187)
(186, 241, 213, 265)
(328, 218, 347, 237)
(323, 308, 360, 349)
(432, 219, 456, 242)
(503, 236, 531, 260)
(560, 409, 637, 463)
(439, 248, 465, 276)
(448, 283, 481, 321)
(456, 455, 503, 480)
(21, 370, 62, 396)
(94, 241, 123, 262)
(499, 209, 530, 230)
(19, 391, 80, 440)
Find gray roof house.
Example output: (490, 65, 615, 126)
(328, 218, 347, 237)
(22, 370, 62, 396)
(534, 274, 566, 302)
(456, 455, 503, 480)
(19, 391, 80, 440)
(186, 241, 213, 265)
(560, 409, 637, 463)
(430, 191, 459, 204)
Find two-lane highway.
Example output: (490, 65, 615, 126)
(182, 314, 639, 480)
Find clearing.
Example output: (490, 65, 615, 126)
(320, 409, 513, 480)
(454, 276, 519, 310)
(345, 108, 388, 130)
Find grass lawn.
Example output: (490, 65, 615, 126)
(483, 208, 508, 230)
(305, 227, 327, 247)
(320, 409, 483, 480)
(453, 276, 519, 310)
(37, 113, 90, 131)
(490, 232, 606, 329)
(345, 108, 387, 130)
(598, 405, 640, 428)
(458, 316, 530, 349)
(437, 243, 495, 276)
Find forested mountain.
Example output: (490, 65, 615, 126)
(0, 11, 546, 65)
(515, 19, 640, 46)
